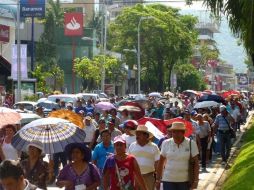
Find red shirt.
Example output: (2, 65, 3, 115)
(104, 154, 136, 190)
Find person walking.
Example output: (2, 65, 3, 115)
(20, 141, 52, 190)
(56, 142, 100, 190)
(92, 129, 114, 174)
(0, 160, 43, 190)
(128, 125, 160, 190)
(213, 105, 235, 165)
(103, 136, 148, 190)
(196, 114, 211, 171)
(156, 122, 199, 190)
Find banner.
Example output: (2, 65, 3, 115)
(236, 73, 248, 88)
(20, 0, 45, 17)
(0, 25, 10, 43)
(64, 13, 83, 36)
(11, 44, 28, 80)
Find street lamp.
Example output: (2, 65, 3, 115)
(137, 16, 154, 94)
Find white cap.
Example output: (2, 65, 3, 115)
(220, 105, 227, 112)
(27, 140, 44, 154)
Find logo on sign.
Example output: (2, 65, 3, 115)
(64, 13, 84, 36)
(0, 25, 10, 43)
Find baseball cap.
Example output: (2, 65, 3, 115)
(113, 135, 126, 144)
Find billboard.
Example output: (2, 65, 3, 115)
(0, 25, 10, 43)
(236, 73, 248, 89)
(20, 0, 45, 17)
(11, 44, 28, 80)
(64, 13, 84, 36)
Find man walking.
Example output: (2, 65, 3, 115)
(213, 105, 234, 164)
(128, 125, 160, 190)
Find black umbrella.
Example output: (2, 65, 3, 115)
(197, 94, 225, 104)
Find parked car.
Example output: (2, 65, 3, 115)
(47, 94, 80, 107)
(37, 100, 60, 116)
(77, 93, 100, 103)
(13, 101, 37, 113)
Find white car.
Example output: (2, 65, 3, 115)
(13, 101, 37, 112)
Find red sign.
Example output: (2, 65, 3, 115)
(64, 13, 83, 36)
(0, 25, 10, 43)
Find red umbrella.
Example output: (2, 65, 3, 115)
(138, 117, 167, 134)
(164, 118, 193, 137)
(221, 90, 240, 99)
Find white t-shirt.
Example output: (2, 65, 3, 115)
(2, 141, 19, 160)
(83, 125, 96, 143)
(161, 138, 199, 182)
(128, 142, 160, 174)
(121, 134, 136, 149)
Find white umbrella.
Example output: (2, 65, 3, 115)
(194, 101, 219, 109)
(164, 91, 174, 97)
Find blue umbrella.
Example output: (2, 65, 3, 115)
(12, 118, 86, 154)
(197, 94, 225, 104)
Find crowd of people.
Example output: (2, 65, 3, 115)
(0, 91, 250, 190)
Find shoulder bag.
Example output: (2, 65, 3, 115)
(222, 116, 236, 139)
(188, 139, 195, 186)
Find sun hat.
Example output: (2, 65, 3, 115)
(136, 125, 153, 138)
(65, 142, 91, 162)
(85, 116, 92, 121)
(113, 135, 126, 144)
(170, 122, 186, 131)
(27, 140, 44, 153)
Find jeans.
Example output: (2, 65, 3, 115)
(218, 131, 231, 162)
(53, 152, 67, 177)
(163, 182, 190, 190)
(200, 136, 208, 168)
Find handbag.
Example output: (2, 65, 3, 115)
(188, 139, 195, 185)
(222, 116, 236, 138)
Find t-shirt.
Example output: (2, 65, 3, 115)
(57, 163, 101, 190)
(128, 142, 160, 174)
(214, 114, 231, 131)
(103, 155, 136, 190)
(197, 121, 211, 138)
(161, 138, 199, 182)
(92, 142, 114, 171)
(83, 125, 96, 143)
(121, 134, 136, 149)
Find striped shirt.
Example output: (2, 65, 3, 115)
(214, 114, 231, 131)
(128, 142, 160, 174)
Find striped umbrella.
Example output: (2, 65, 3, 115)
(12, 118, 86, 154)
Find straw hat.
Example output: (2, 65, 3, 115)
(170, 122, 186, 131)
(136, 125, 153, 138)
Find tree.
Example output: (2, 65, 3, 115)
(175, 64, 207, 91)
(74, 55, 123, 91)
(108, 4, 198, 92)
(203, 0, 254, 65)
(32, 65, 51, 94)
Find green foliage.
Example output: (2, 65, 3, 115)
(74, 55, 124, 90)
(222, 122, 254, 190)
(175, 64, 207, 91)
(108, 4, 198, 92)
(203, 0, 254, 63)
(32, 65, 51, 94)
(199, 44, 219, 66)
(24, 95, 39, 102)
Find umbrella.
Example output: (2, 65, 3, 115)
(183, 90, 199, 97)
(48, 110, 84, 129)
(164, 91, 174, 97)
(194, 101, 219, 109)
(123, 102, 145, 120)
(164, 118, 193, 137)
(221, 90, 240, 99)
(197, 94, 225, 104)
(149, 92, 162, 98)
(95, 102, 116, 111)
(12, 118, 86, 154)
(18, 113, 41, 126)
(0, 107, 21, 128)
(118, 105, 141, 112)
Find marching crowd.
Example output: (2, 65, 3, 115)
(0, 92, 250, 190)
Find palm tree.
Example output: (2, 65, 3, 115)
(202, 0, 254, 64)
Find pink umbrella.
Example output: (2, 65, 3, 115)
(0, 107, 21, 128)
(95, 102, 116, 111)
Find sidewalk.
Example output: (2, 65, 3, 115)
(197, 112, 253, 190)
